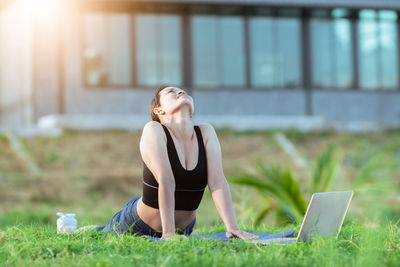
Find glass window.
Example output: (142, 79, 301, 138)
(334, 19, 353, 88)
(191, 16, 218, 87)
(84, 13, 132, 87)
(311, 19, 334, 87)
(359, 10, 380, 89)
(220, 17, 246, 86)
(379, 11, 398, 88)
(249, 15, 301, 87)
(311, 9, 353, 89)
(249, 17, 274, 87)
(192, 16, 246, 87)
(136, 14, 182, 87)
(331, 9, 351, 18)
(358, 10, 398, 90)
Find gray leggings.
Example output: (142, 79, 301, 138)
(96, 196, 196, 238)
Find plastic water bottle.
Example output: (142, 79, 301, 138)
(56, 212, 77, 234)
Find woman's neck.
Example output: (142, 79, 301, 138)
(162, 116, 194, 141)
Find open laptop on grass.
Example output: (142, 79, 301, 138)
(248, 191, 354, 245)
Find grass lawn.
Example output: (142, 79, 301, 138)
(0, 129, 399, 266)
(0, 221, 399, 266)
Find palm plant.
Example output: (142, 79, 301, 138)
(351, 154, 396, 195)
(231, 142, 395, 226)
(231, 144, 340, 226)
(232, 162, 307, 225)
(311, 144, 340, 194)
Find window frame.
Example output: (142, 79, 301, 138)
(79, 4, 400, 93)
(81, 12, 135, 89)
(81, 6, 187, 90)
(310, 8, 355, 90)
(190, 11, 248, 90)
(134, 14, 184, 88)
(248, 8, 303, 90)
(357, 9, 399, 91)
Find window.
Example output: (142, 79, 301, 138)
(84, 13, 132, 87)
(249, 11, 301, 88)
(191, 16, 246, 87)
(358, 10, 398, 90)
(310, 9, 353, 89)
(82, 7, 400, 91)
(135, 14, 182, 87)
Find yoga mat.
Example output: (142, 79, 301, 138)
(144, 229, 295, 242)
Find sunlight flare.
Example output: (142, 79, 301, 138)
(12, 0, 65, 22)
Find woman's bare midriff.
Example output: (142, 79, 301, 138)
(136, 196, 196, 231)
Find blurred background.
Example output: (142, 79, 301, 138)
(0, 0, 399, 230)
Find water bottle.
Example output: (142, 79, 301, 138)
(56, 212, 77, 234)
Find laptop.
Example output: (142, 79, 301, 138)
(249, 191, 353, 245)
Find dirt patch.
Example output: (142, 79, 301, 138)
(0, 135, 27, 173)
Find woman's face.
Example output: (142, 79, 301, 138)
(157, 87, 194, 118)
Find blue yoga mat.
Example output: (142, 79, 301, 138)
(144, 229, 295, 242)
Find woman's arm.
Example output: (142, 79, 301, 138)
(201, 124, 258, 240)
(140, 121, 176, 239)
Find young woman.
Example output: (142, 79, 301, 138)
(96, 86, 258, 240)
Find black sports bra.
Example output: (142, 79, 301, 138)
(142, 124, 208, 211)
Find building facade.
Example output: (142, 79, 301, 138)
(2, 0, 400, 131)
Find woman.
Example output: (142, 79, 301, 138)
(96, 86, 258, 240)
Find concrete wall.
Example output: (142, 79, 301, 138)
(312, 91, 400, 124)
(0, 4, 33, 131)
(193, 90, 306, 116)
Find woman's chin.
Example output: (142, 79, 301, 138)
(177, 102, 194, 114)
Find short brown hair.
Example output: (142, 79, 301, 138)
(150, 85, 171, 122)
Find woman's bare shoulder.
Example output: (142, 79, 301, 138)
(140, 121, 166, 143)
(198, 123, 214, 133)
(197, 123, 217, 144)
(143, 120, 163, 130)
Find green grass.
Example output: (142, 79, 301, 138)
(1, 129, 400, 266)
(0, 221, 399, 266)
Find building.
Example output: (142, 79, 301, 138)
(1, 0, 400, 132)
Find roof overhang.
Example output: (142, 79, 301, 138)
(83, 0, 400, 10)
(3, 0, 399, 12)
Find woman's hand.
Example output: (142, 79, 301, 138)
(226, 229, 259, 240)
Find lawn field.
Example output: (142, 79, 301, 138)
(0, 129, 399, 266)
(1, 221, 399, 266)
